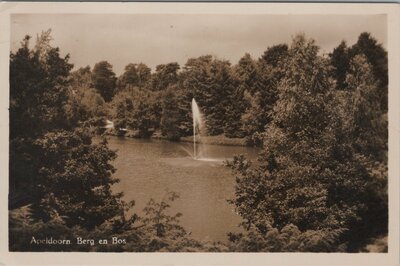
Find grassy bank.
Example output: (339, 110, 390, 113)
(179, 135, 247, 146)
(103, 128, 248, 146)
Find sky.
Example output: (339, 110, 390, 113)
(11, 14, 387, 75)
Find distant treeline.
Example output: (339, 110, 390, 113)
(68, 31, 387, 146)
(9, 29, 387, 252)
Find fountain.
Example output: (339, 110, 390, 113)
(191, 98, 223, 162)
(192, 98, 203, 159)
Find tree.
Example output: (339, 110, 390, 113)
(10, 31, 126, 232)
(129, 91, 160, 138)
(350, 33, 388, 88)
(150, 62, 180, 91)
(181, 56, 240, 136)
(229, 34, 387, 251)
(160, 86, 186, 140)
(344, 54, 387, 160)
(10, 32, 73, 140)
(240, 92, 265, 146)
(67, 66, 107, 126)
(110, 87, 160, 137)
(230, 53, 260, 138)
(350, 32, 388, 111)
(330, 33, 388, 111)
(234, 53, 262, 95)
(329, 55, 388, 247)
(9, 31, 74, 200)
(329, 41, 350, 90)
(227, 222, 344, 252)
(32, 130, 121, 229)
(260, 44, 288, 67)
(70, 65, 93, 89)
(92, 61, 117, 102)
(117, 63, 151, 91)
(110, 89, 134, 132)
(239, 45, 288, 146)
(136, 63, 152, 88)
(117, 63, 139, 90)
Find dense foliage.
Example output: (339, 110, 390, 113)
(9, 30, 127, 230)
(8, 31, 220, 252)
(10, 192, 225, 252)
(228, 34, 387, 252)
(92, 61, 117, 102)
(9, 29, 387, 252)
(110, 87, 160, 137)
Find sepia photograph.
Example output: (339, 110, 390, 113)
(2, 3, 399, 263)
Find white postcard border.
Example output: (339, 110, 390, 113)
(0, 2, 398, 266)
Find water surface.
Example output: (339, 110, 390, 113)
(108, 136, 258, 242)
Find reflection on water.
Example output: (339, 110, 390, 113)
(108, 136, 259, 242)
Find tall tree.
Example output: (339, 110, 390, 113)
(182, 56, 239, 136)
(10, 31, 126, 231)
(136, 63, 152, 88)
(231, 53, 260, 139)
(110, 87, 160, 137)
(128, 90, 161, 138)
(117, 63, 139, 90)
(344, 54, 387, 159)
(229, 34, 387, 251)
(260, 43, 288, 67)
(234, 53, 262, 95)
(92, 61, 117, 102)
(329, 41, 350, 90)
(329, 54, 388, 248)
(160, 86, 185, 141)
(117, 63, 151, 91)
(10, 32, 73, 140)
(330, 33, 388, 111)
(67, 66, 107, 125)
(70, 66, 93, 90)
(350, 32, 388, 111)
(150, 62, 180, 91)
(239, 45, 288, 146)
(10, 31, 73, 197)
(257, 35, 334, 231)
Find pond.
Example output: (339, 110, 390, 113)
(108, 136, 259, 243)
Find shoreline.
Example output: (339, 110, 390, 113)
(103, 130, 249, 147)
